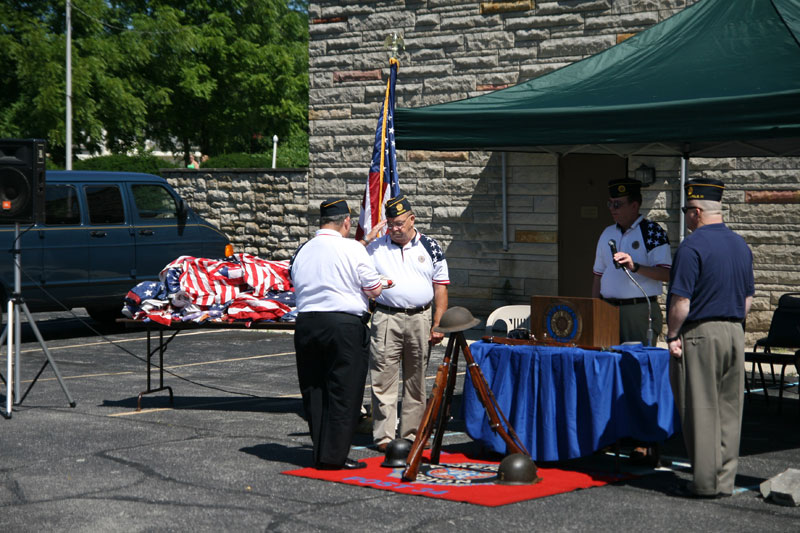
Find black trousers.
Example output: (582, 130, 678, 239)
(294, 311, 370, 466)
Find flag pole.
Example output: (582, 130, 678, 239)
(377, 57, 399, 218)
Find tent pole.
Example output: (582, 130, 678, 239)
(680, 154, 688, 242)
(502, 152, 508, 251)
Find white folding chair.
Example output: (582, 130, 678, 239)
(485, 305, 531, 335)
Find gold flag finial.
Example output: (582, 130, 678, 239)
(383, 32, 405, 59)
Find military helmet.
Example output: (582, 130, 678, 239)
(496, 453, 540, 485)
(380, 438, 412, 468)
(433, 306, 481, 333)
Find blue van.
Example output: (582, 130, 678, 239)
(0, 170, 230, 321)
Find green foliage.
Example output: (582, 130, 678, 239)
(0, 1, 309, 167)
(72, 154, 177, 176)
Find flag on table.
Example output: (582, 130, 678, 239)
(356, 58, 402, 241)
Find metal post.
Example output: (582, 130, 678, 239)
(271, 135, 278, 169)
(502, 152, 508, 251)
(680, 155, 688, 242)
(66, 0, 73, 170)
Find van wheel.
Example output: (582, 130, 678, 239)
(86, 306, 124, 324)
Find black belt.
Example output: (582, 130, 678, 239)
(685, 317, 743, 327)
(375, 303, 431, 315)
(603, 297, 652, 306)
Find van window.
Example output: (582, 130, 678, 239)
(86, 185, 125, 224)
(132, 184, 178, 219)
(45, 184, 81, 225)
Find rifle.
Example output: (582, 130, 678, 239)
(482, 335, 607, 352)
(402, 337, 454, 482)
(461, 335, 528, 456)
(429, 337, 460, 465)
(402, 332, 533, 482)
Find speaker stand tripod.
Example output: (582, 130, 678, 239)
(1, 223, 75, 419)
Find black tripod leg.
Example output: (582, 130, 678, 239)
(18, 302, 76, 407)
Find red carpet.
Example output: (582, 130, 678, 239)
(283, 451, 631, 506)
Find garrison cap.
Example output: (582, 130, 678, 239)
(608, 178, 641, 198)
(685, 178, 724, 202)
(319, 198, 350, 217)
(385, 195, 412, 218)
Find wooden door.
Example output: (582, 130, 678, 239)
(557, 154, 626, 297)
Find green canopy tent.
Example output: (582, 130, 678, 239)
(395, 0, 800, 158)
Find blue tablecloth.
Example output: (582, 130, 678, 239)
(463, 340, 680, 462)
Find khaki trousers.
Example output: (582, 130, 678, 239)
(369, 307, 432, 446)
(669, 320, 745, 496)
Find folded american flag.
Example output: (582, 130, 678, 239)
(124, 254, 294, 324)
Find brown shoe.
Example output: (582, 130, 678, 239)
(376, 442, 389, 453)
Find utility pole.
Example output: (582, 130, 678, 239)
(66, 0, 72, 170)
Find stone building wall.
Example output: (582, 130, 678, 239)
(162, 168, 309, 261)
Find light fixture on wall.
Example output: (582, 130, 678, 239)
(634, 163, 656, 186)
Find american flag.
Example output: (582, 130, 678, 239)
(356, 58, 401, 241)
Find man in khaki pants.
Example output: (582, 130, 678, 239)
(666, 178, 754, 498)
(363, 195, 449, 452)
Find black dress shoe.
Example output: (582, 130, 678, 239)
(316, 458, 367, 470)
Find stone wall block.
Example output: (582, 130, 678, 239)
(310, 86, 365, 105)
(537, 0, 611, 15)
(504, 13, 583, 30)
(539, 35, 616, 58)
(466, 31, 515, 51)
(416, 14, 441, 27)
(454, 54, 500, 70)
(350, 12, 416, 32)
(585, 12, 658, 31)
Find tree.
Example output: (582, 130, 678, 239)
(0, 0, 308, 166)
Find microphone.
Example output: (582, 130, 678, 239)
(608, 239, 654, 346)
(608, 239, 622, 269)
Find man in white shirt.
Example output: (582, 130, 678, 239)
(362, 195, 449, 452)
(291, 198, 385, 470)
(592, 178, 672, 345)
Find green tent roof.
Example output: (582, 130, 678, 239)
(395, 0, 800, 157)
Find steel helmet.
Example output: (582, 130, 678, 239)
(496, 453, 541, 485)
(380, 438, 412, 468)
(433, 306, 481, 333)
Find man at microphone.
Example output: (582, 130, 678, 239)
(592, 178, 672, 345)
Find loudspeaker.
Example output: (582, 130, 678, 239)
(0, 138, 47, 224)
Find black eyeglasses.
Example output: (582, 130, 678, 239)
(607, 200, 628, 209)
(681, 206, 703, 214)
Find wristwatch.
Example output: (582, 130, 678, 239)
(666, 335, 680, 343)
(631, 262, 640, 273)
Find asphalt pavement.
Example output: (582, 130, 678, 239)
(1, 310, 799, 532)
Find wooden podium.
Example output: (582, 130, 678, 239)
(530, 296, 619, 347)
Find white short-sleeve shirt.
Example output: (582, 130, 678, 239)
(593, 216, 672, 299)
(367, 230, 449, 309)
(291, 229, 382, 315)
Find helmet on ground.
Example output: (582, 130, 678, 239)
(496, 453, 540, 485)
(433, 306, 481, 333)
(381, 438, 412, 468)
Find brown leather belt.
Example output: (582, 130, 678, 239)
(375, 303, 431, 315)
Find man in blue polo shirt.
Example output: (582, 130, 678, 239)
(666, 178, 754, 499)
(363, 195, 449, 452)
